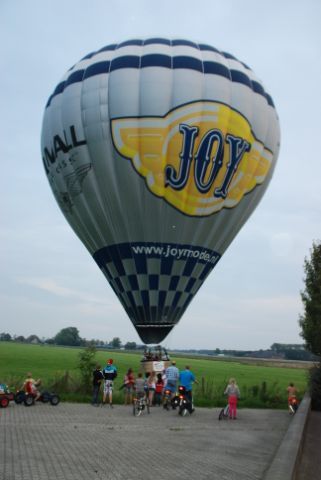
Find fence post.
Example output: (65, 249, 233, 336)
(201, 376, 205, 395)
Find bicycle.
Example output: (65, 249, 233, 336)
(133, 395, 150, 416)
(218, 404, 229, 420)
(288, 396, 299, 415)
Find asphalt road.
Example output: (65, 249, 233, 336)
(0, 402, 292, 480)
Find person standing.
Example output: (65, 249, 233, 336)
(123, 368, 135, 405)
(165, 361, 179, 400)
(154, 373, 164, 406)
(224, 378, 240, 419)
(147, 371, 157, 406)
(91, 364, 104, 406)
(102, 359, 118, 407)
(179, 365, 198, 412)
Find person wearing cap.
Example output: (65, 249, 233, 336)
(102, 359, 118, 407)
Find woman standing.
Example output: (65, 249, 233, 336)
(147, 371, 157, 406)
(224, 378, 240, 420)
(124, 368, 135, 405)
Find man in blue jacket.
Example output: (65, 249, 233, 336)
(179, 365, 198, 413)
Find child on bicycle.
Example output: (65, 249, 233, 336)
(23, 373, 41, 401)
(134, 372, 146, 399)
(287, 382, 299, 413)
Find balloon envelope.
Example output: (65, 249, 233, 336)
(41, 39, 280, 344)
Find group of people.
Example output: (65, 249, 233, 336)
(91, 360, 199, 410)
(92, 359, 118, 407)
(91, 359, 299, 419)
(5, 364, 298, 422)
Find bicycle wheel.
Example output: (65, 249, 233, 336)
(218, 408, 224, 420)
(133, 400, 142, 417)
(50, 395, 60, 406)
(0, 396, 9, 408)
(179, 405, 188, 416)
(24, 395, 35, 407)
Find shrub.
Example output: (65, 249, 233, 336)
(78, 345, 97, 393)
(308, 362, 321, 410)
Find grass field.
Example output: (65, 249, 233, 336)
(0, 342, 309, 408)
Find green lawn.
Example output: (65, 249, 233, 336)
(0, 342, 308, 408)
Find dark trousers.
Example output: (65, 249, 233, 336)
(185, 390, 194, 412)
(92, 384, 100, 404)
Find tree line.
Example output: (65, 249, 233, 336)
(0, 328, 139, 350)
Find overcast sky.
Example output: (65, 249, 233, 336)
(1, 0, 320, 350)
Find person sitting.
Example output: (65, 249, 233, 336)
(23, 372, 41, 401)
(134, 372, 146, 399)
(287, 382, 299, 413)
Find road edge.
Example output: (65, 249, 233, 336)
(263, 393, 311, 480)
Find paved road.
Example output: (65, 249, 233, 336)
(0, 402, 292, 480)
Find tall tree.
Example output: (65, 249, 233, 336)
(299, 241, 321, 357)
(110, 337, 121, 349)
(54, 327, 82, 346)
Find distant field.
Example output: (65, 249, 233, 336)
(0, 342, 308, 408)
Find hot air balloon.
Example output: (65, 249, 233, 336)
(41, 38, 280, 344)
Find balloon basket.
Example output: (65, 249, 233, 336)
(140, 346, 170, 373)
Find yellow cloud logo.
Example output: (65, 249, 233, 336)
(111, 101, 272, 216)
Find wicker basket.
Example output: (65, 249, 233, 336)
(140, 360, 171, 374)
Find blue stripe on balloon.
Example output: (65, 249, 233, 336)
(169, 276, 180, 291)
(149, 275, 159, 290)
(266, 93, 275, 107)
(144, 38, 171, 46)
(172, 292, 181, 308)
(173, 56, 203, 72)
(65, 69, 85, 86)
(141, 290, 149, 306)
(182, 260, 197, 276)
(185, 278, 196, 292)
(158, 291, 167, 309)
(134, 255, 148, 275)
(98, 44, 117, 52)
(203, 61, 230, 78)
(46, 53, 273, 107)
(141, 54, 172, 68)
(114, 277, 125, 293)
(199, 43, 220, 53)
(160, 257, 174, 275)
(252, 80, 265, 96)
(231, 70, 252, 87)
(172, 39, 199, 48)
(128, 275, 139, 290)
(110, 55, 140, 71)
(83, 62, 110, 79)
(117, 39, 144, 48)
